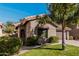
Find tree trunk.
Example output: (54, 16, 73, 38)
(62, 19, 65, 50)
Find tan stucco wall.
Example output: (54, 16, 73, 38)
(18, 20, 58, 38)
(0, 27, 2, 37)
(30, 21, 57, 38)
(47, 24, 56, 38)
(30, 20, 38, 31)
(25, 22, 31, 38)
(67, 31, 69, 40)
(17, 27, 20, 38)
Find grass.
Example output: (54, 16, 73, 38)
(19, 44, 79, 56)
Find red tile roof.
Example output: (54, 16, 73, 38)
(25, 15, 37, 20)
(21, 14, 47, 25)
(14, 22, 21, 28)
(20, 19, 28, 25)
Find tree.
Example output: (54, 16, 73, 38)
(36, 14, 52, 26)
(48, 3, 79, 50)
(4, 21, 15, 34)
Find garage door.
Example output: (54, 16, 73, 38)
(56, 32, 66, 40)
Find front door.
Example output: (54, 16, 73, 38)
(20, 29, 26, 45)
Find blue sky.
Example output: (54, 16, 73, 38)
(0, 3, 48, 23)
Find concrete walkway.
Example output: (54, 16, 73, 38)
(16, 45, 41, 55)
(59, 40, 79, 47)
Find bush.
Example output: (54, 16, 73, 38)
(76, 36, 79, 40)
(69, 36, 73, 40)
(26, 36, 38, 46)
(0, 36, 22, 55)
(48, 36, 59, 43)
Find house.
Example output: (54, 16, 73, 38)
(70, 24, 79, 39)
(0, 22, 3, 37)
(16, 14, 71, 45)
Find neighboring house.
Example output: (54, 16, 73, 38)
(70, 24, 79, 39)
(0, 22, 3, 37)
(15, 14, 71, 45)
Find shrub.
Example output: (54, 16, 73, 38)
(76, 36, 79, 40)
(26, 36, 38, 46)
(0, 36, 22, 55)
(48, 36, 59, 43)
(69, 36, 73, 40)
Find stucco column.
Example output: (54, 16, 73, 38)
(0, 28, 2, 37)
(18, 27, 20, 38)
(66, 31, 69, 40)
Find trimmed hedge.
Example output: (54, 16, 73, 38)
(26, 36, 38, 46)
(48, 36, 59, 43)
(0, 36, 22, 55)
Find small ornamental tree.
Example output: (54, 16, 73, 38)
(48, 3, 79, 50)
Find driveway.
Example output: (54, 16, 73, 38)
(59, 40, 79, 47)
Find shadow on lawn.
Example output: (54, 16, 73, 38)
(34, 47, 63, 50)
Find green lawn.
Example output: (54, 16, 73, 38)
(19, 44, 79, 56)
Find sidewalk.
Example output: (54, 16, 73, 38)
(15, 45, 41, 55)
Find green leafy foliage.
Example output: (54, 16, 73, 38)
(4, 21, 15, 34)
(48, 3, 79, 49)
(36, 15, 52, 27)
(48, 36, 59, 43)
(48, 3, 79, 26)
(0, 36, 22, 55)
(26, 36, 38, 46)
